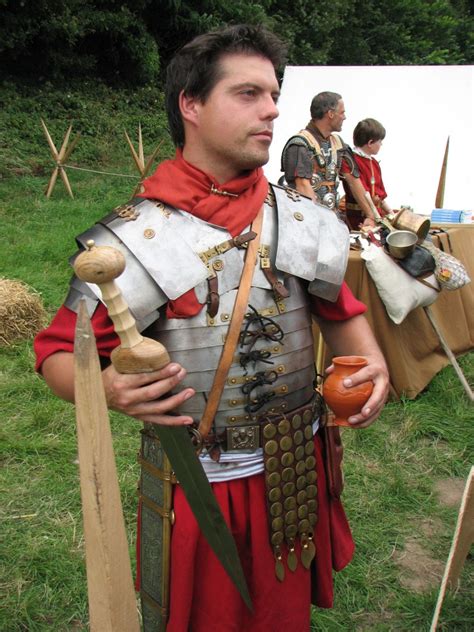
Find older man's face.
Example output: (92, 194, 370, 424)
(329, 99, 346, 132)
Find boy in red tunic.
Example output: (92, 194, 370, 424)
(343, 118, 393, 230)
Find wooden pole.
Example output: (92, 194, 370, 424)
(430, 467, 474, 630)
(74, 300, 140, 632)
(435, 137, 450, 209)
(423, 306, 473, 401)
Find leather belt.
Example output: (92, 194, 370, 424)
(197, 394, 324, 453)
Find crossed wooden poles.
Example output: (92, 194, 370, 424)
(41, 120, 162, 198)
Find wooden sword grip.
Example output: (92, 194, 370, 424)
(74, 240, 170, 373)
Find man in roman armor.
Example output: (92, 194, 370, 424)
(35, 25, 389, 631)
(281, 91, 376, 225)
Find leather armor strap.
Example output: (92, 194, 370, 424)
(198, 207, 264, 438)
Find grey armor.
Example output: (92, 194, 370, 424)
(66, 183, 349, 442)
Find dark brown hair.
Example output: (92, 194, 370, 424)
(353, 118, 386, 147)
(165, 24, 287, 147)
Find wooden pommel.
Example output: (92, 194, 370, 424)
(74, 240, 126, 284)
(73, 241, 170, 374)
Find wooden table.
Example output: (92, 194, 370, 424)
(314, 224, 474, 399)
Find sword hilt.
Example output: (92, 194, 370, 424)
(74, 240, 170, 373)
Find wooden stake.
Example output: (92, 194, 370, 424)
(423, 306, 474, 401)
(124, 126, 163, 194)
(74, 300, 140, 632)
(430, 467, 474, 631)
(435, 137, 449, 209)
(41, 118, 80, 198)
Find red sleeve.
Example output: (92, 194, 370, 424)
(34, 303, 120, 372)
(310, 281, 367, 321)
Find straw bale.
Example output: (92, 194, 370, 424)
(0, 278, 47, 346)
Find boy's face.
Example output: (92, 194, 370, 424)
(181, 52, 280, 182)
(367, 138, 383, 155)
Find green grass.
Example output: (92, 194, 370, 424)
(1, 82, 473, 631)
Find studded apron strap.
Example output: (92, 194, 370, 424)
(198, 206, 264, 439)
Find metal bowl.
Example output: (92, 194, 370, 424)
(386, 230, 418, 259)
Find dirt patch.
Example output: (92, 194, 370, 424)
(393, 539, 445, 593)
(419, 517, 444, 539)
(434, 477, 465, 508)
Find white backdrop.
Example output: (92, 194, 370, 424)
(265, 65, 474, 215)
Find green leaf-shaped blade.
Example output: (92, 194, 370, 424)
(153, 425, 252, 611)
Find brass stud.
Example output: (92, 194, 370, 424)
(267, 472, 281, 487)
(285, 524, 298, 539)
(305, 456, 316, 470)
(285, 510, 297, 525)
(280, 436, 293, 452)
(281, 452, 294, 467)
(306, 471, 317, 484)
(271, 531, 284, 546)
(263, 423, 277, 439)
(278, 419, 290, 435)
(298, 519, 310, 533)
(282, 482, 295, 496)
(307, 499, 317, 513)
(294, 212, 304, 221)
(144, 228, 155, 239)
(266, 456, 279, 472)
(304, 425, 313, 440)
(297, 490, 307, 505)
(298, 505, 309, 519)
(309, 513, 318, 526)
(265, 439, 278, 455)
(272, 517, 284, 531)
(295, 446, 305, 461)
(294, 430, 304, 446)
(296, 475, 307, 490)
(291, 414, 302, 430)
(306, 484, 317, 499)
(295, 461, 306, 476)
(269, 487, 282, 502)
(284, 497, 296, 511)
(281, 467, 295, 482)
(303, 409, 313, 424)
(305, 441, 315, 455)
(270, 502, 283, 517)
(221, 313, 230, 321)
(213, 258, 224, 271)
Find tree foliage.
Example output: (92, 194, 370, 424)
(0, 0, 472, 85)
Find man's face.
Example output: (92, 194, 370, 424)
(329, 99, 346, 132)
(181, 53, 280, 181)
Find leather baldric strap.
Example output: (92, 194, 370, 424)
(198, 207, 264, 439)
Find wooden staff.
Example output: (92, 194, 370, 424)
(435, 137, 449, 209)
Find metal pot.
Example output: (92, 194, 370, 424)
(386, 230, 418, 259)
(392, 208, 430, 241)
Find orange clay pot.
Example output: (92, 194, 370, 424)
(323, 356, 373, 427)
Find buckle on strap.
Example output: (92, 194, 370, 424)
(226, 425, 260, 451)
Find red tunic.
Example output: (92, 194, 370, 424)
(343, 152, 388, 230)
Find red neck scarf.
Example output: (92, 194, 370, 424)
(138, 149, 268, 237)
(137, 150, 268, 317)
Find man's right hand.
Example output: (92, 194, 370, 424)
(41, 351, 195, 426)
(102, 362, 195, 426)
